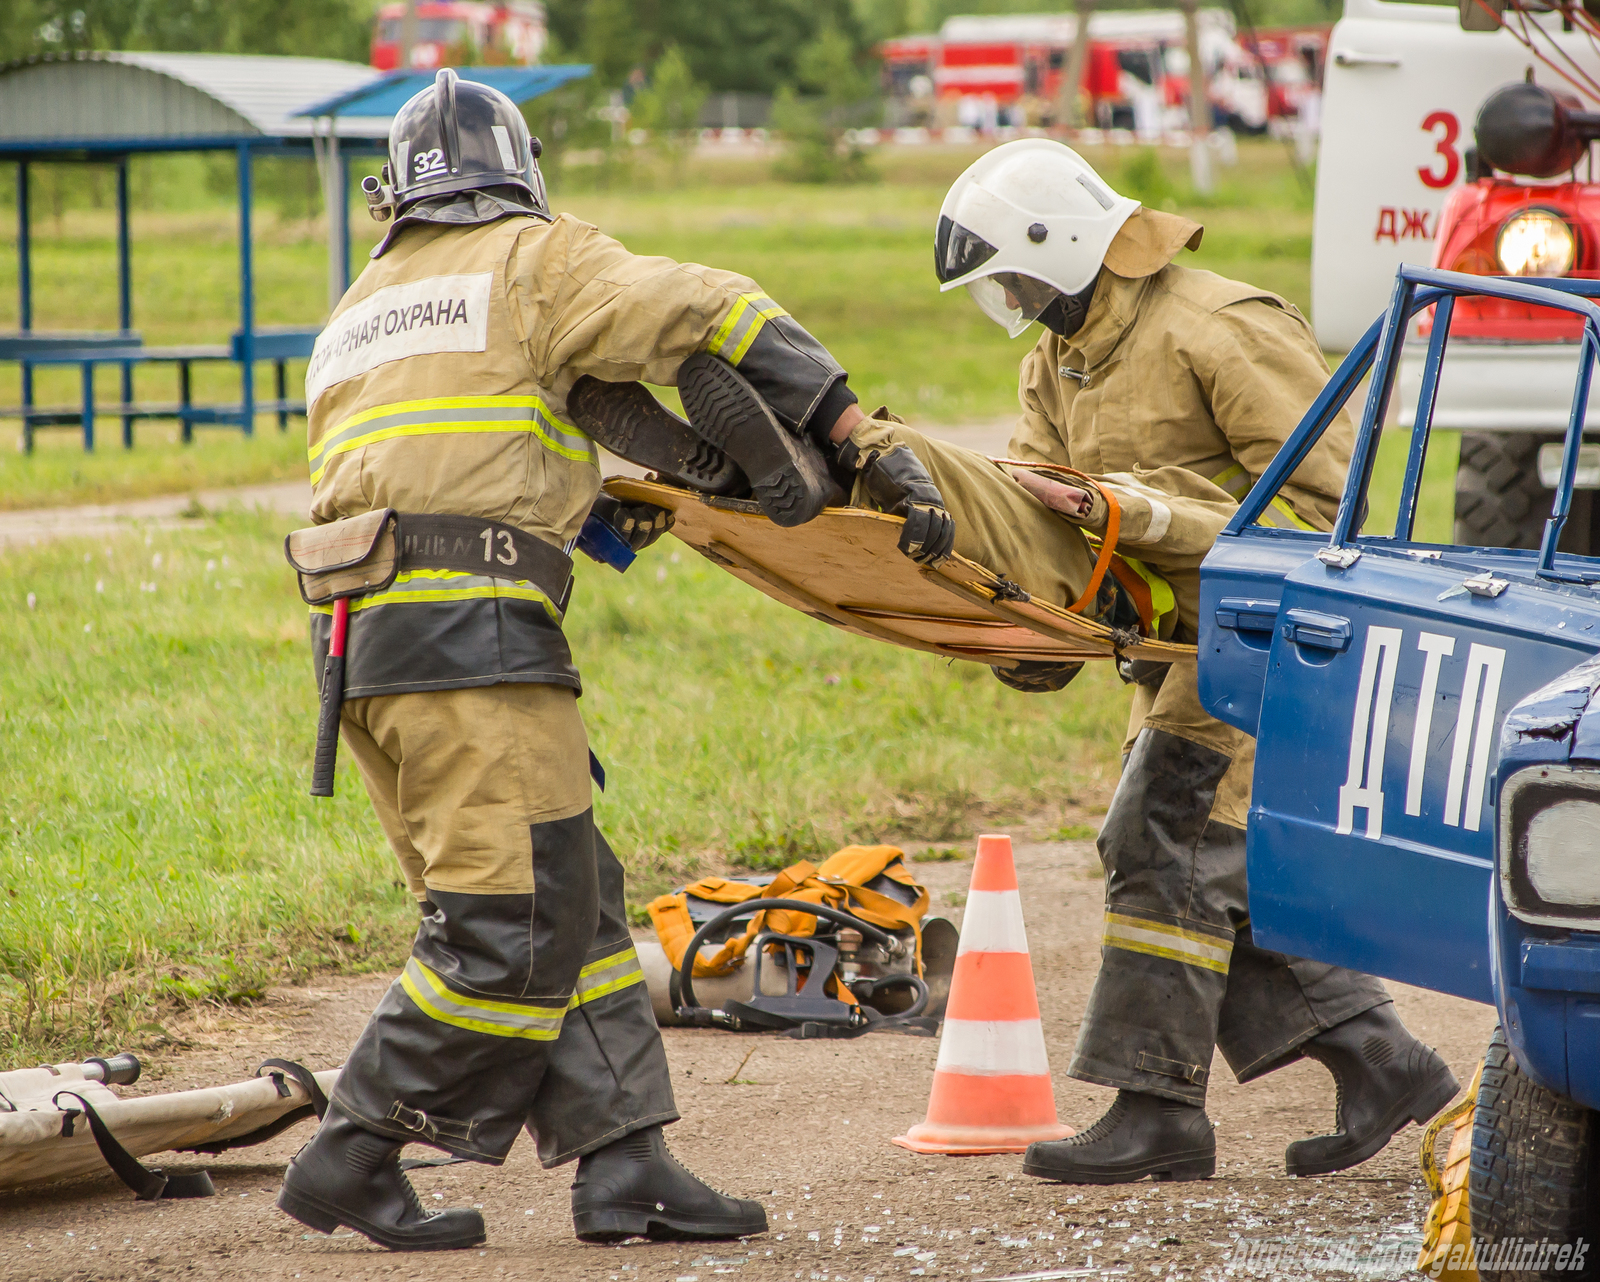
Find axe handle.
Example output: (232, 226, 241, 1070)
(309, 597, 350, 798)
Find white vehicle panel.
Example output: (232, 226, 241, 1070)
(1398, 344, 1600, 431)
(1312, 0, 1600, 350)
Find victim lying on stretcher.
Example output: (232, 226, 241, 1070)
(588, 397, 1271, 677)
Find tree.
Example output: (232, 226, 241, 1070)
(772, 24, 877, 185)
(629, 46, 708, 185)
(0, 0, 370, 65)
(656, 0, 862, 95)
(584, 0, 650, 87)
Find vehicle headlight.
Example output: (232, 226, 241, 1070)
(1496, 209, 1576, 277)
(1501, 764, 1600, 927)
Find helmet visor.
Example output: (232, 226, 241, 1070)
(965, 271, 1064, 339)
(935, 214, 1000, 284)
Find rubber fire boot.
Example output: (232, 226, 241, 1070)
(1022, 1090, 1216, 1184)
(571, 1124, 768, 1243)
(676, 353, 843, 527)
(1284, 1002, 1460, 1176)
(567, 375, 747, 495)
(277, 1110, 486, 1251)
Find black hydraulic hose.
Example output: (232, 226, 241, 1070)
(860, 972, 929, 1019)
(675, 898, 900, 1015)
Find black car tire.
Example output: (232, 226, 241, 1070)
(1468, 1026, 1599, 1280)
(1454, 431, 1598, 555)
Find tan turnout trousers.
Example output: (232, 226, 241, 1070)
(843, 410, 1255, 828)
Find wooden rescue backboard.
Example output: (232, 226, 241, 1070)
(604, 476, 1196, 667)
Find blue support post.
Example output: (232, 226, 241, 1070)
(237, 142, 255, 436)
(179, 359, 193, 444)
(80, 361, 95, 452)
(117, 157, 134, 448)
(18, 161, 34, 454)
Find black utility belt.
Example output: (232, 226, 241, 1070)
(284, 509, 574, 611)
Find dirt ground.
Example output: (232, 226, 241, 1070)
(0, 836, 1497, 1282)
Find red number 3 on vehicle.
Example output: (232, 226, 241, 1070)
(1418, 111, 1461, 189)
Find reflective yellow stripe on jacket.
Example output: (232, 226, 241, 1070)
(1116, 555, 1178, 639)
(308, 395, 597, 484)
(310, 569, 563, 625)
(1103, 912, 1233, 974)
(1211, 463, 1318, 532)
(400, 958, 569, 1040)
(704, 292, 788, 366)
(566, 944, 645, 1009)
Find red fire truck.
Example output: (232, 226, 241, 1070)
(370, 1, 547, 71)
(879, 11, 1328, 133)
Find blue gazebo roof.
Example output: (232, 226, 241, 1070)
(295, 64, 592, 119)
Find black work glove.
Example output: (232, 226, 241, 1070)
(991, 660, 1084, 693)
(590, 494, 674, 552)
(851, 444, 957, 565)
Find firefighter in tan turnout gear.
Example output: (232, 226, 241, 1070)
(925, 140, 1461, 1184)
(277, 71, 863, 1251)
(581, 137, 1465, 1187)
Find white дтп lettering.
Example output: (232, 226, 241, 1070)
(1405, 631, 1456, 817)
(1443, 642, 1506, 832)
(1337, 625, 1404, 839)
(305, 271, 493, 409)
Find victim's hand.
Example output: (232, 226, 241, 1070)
(1008, 466, 1095, 518)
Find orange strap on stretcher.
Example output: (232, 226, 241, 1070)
(996, 459, 1126, 619)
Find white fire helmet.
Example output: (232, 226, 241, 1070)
(936, 139, 1140, 338)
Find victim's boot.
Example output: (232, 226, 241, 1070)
(1022, 1090, 1216, 1184)
(277, 1109, 486, 1251)
(676, 352, 843, 527)
(567, 375, 747, 495)
(571, 1124, 768, 1242)
(1284, 1002, 1460, 1176)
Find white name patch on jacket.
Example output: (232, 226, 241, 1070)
(306, 271, 493, 408)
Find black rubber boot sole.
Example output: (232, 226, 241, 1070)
(568, 376, 746, 496)
(676, 353, 842, 528)
(277, 1182, 487, 1252)
(1284, 1060, 1460, 1177)
(1021, 1145, 1216, 1185)
(573, 1199, 768, 1244)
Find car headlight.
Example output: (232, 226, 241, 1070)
(1500, 764, 1600, 927)
(1496, 209, 1576, 277)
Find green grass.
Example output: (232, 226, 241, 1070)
(0, 512, 1130, 1059)
(1366, 426, 1461, 545)
(0, 140, 1311, 508)
(0, 139, 1453, 1063)
(0, 423, 310, 512)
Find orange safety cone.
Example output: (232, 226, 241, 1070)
(893, 833, 1073, 1154)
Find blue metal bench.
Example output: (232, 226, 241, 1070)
(0, 326, 317, 451)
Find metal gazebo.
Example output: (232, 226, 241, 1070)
(0, 54, 590, 451)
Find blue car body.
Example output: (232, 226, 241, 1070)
(1198, 265, 1600, 1110)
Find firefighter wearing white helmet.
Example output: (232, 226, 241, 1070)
(275, 68, 869, 1253)
(934, 140, 1461, 1184)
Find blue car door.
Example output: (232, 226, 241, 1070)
(1198, 319, 1384, 737)
(1202, 268, 1600, 1004)
(1250, 552, 1596, 1002)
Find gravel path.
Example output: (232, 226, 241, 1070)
(0, 422, 1020, 550)
(0, 836, 1495, 1282)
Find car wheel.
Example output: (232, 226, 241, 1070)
(1468, 1026, 1599, 1280)
(1455, 432, 1598, 554)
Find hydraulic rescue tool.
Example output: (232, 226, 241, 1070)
(639, 849, 959, 1039)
